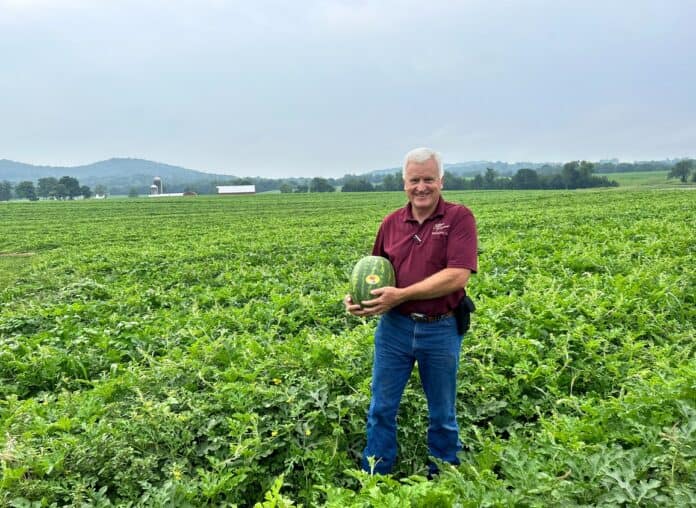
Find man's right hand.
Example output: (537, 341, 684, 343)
(344, 293, 392, 317)
(344, 294, 372, 317)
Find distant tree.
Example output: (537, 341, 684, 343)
(511, 168, 540, 189)
(37, 177, 58, 198)
(544, 174, 565, 189)
(668, 159, 694, 183)
(0, 180, 12, 201)
(578, 160, 595, 182)
(128, 187, 140, 198)
(443, 171, 466, 190)
(381, 172, 403, 191)
(537, 164, 559, 175)
(58, 176, 81, 199)
(498, 177, 513, 190)
(15, 181, 38, 201)
(310, 177, 335, 193)
(294, 184, 308, 193)
(94, 184, 107, 196)
(54, 183, 69, 199)
(80, 185, 92, 199)
(471, 174, 484, 189)
(542, 162, 615, 189)
(279, 183, 293, 193)
(483, 168, 498, 187)
(341, 178, 374, 192)
(561, 161, 581, 189)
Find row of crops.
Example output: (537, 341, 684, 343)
(1, 189, 694, 506)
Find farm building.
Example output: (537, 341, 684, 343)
(216, 185, 256, 195)
(149, 192, 185, 197)
(147, 176, 187, 197)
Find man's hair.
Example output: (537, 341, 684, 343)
(402, 147, 443, 179)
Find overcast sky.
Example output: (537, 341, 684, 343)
(1, 1, 694, 178)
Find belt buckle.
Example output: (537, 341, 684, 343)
(409, 313, 428, 322)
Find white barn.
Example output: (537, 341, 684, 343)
(216, 185, 256, 195)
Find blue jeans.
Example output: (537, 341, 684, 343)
(361, 310, 463, 474)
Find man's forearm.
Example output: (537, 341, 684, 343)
(398, 267, 471, 303)
(350, 267, 471, 317)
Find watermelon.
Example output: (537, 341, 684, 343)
(349, 256, 396, 307)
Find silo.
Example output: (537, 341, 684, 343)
(149, 184, 159, 195)
(153, 176, 163, 194)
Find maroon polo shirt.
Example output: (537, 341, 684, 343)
(371, 198, 477, 316)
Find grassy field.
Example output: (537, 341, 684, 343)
(0, 255, 34, 291)
(1, 190, 694, 506)
(600, 170, 681, 187)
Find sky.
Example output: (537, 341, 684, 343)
(1, 0, 695, 178)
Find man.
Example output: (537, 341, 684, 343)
(344, 147, 478, 475)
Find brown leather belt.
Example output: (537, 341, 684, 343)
(407, 310, 455, 322)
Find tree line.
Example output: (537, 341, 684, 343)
(167, 163, 621, 194)
(0, 176, 93, 201)
(341, 161, 621, 192)
(4, 159, 693, 200)
(153, 158, 694, 194)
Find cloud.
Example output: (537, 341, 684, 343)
(1, 1, 694, 175)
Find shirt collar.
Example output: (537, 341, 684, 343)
(403, 197, 446, 223)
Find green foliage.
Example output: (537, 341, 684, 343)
(0, 190, 693, 506)
(310, 178, 336, 193)
(14, 181, 38, 201)
(378, 172, 403, 191)
(0, 180, 12, 201)
(13, 176, 90, 201)
(0, 255, 34, 290)
(57, 176, 81, 200)
(37, 177, 58, 199)
(667, 159, 694, 183)
(441, 161, 619, 191)
(342, 178, 374, 192)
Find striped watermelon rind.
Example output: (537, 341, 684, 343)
(349, 256, 396, 307)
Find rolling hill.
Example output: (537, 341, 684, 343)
(0, 158, 238, 195)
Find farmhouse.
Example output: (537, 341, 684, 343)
(216, 185, 256, 195)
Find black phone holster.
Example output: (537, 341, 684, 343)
(455, 295, 476, 335)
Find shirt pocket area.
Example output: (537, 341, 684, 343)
(423, 235, 448, 273)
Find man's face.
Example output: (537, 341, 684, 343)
(403, 157, 443, 215)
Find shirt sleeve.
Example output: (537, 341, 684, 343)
(371, 222, 387, 258)
(446, 209, 478, 273)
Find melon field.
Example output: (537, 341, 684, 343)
(1, 189, 694, 507)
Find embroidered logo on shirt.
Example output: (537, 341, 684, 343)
(432, 222, 450, 236)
